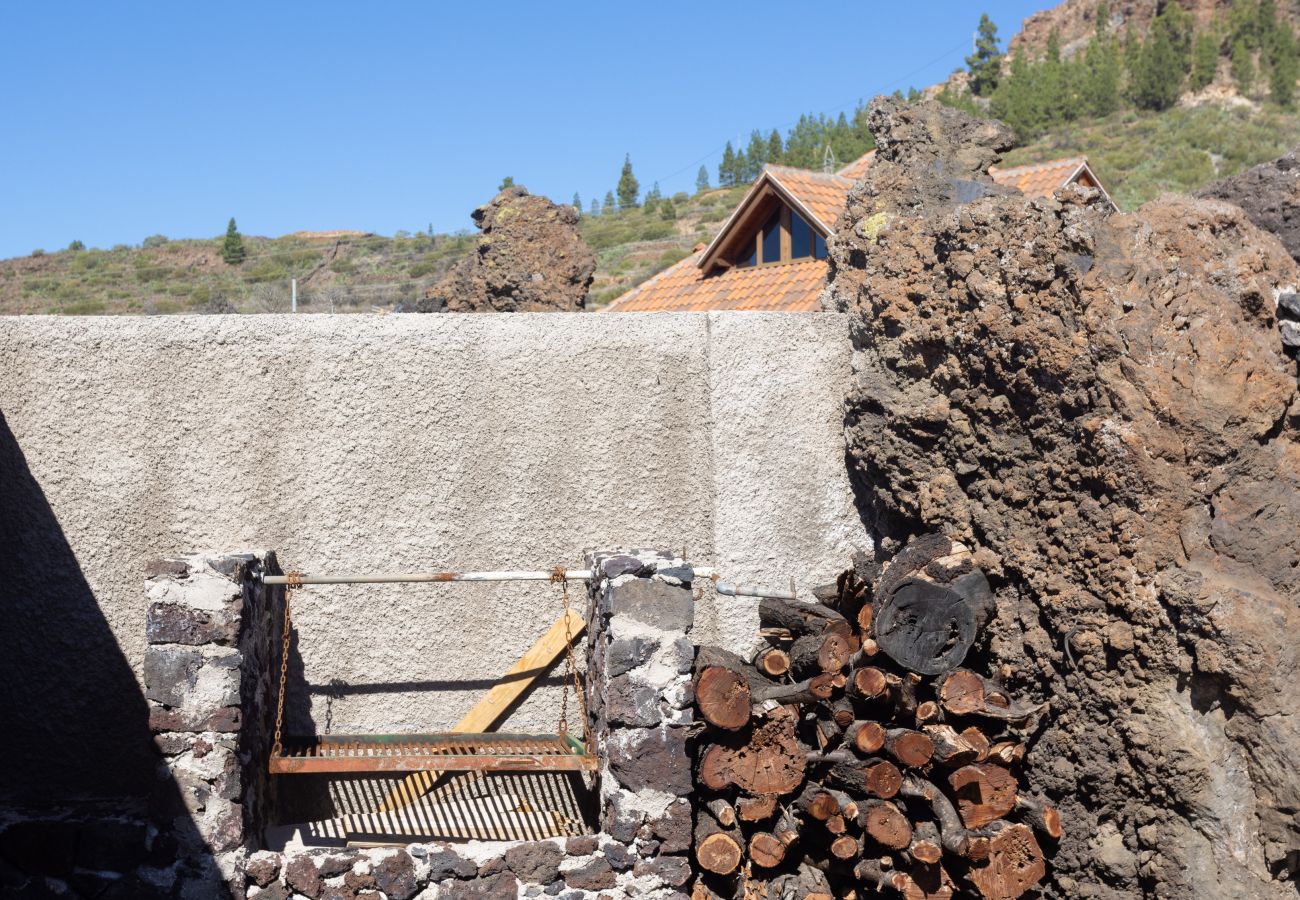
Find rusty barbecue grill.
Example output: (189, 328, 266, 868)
(268, 732, 596, 775)
(262, 564, 796, 780)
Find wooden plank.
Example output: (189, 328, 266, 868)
(376, 609, 586, 812)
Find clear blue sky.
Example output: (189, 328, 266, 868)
(0, 1, 1049, 258)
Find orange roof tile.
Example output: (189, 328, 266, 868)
(836, 150, 877, 182)
(988, 157, 1088, 199)
(763, 165, 853, 231)
(604, 253, 826, 313)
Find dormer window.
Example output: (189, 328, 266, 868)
(732, 203, 829, 268)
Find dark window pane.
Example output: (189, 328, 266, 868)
(737, 241, 756, 267)
(790, 211, 811, 259)
(814, 233, 827, 260)
(761, 208, 782, 263)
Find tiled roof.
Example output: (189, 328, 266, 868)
(763, 165, 853, 230)
(988, 157, 1088, 199)
(603, 253, 826, 313)
(606, 151, 1101, 313)
(836, 150, 877, 182)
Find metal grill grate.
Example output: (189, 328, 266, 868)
(268, 732, 596, 775)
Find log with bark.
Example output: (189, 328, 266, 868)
(689, 545, 1057, 899)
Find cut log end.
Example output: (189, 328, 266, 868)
(949, 763, 1018, 830)
(863, 802, 913, 851)
(755, 646, 791, 677)
(968, 822, 1046, 900)
(749, 831, 788, 869)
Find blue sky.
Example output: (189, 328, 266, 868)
(0, 1, 1049, 258)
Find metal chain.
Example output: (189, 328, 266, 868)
(551, 568, 589, 743)
(271, 571, 301, 757)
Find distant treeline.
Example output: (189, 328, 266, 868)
(716, 106, 876, 186)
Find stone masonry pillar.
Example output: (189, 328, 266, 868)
(584, 549, 698, 896)
(144, 551, 278, 898)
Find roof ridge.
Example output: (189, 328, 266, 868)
(990, 155, 1087, 173)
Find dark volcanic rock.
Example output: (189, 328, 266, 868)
(825, 97, 1300, 899)
(1195, 148, 1300, 265)
(503, 841, 563, 884)
(415, 186, 595, 312)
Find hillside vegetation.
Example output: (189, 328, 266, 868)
(1003, 101, 1300, 207)
(0, 187, 746, 316)
(6, 0, 1300, 316)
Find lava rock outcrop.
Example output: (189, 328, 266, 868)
(417, 186, 595, 312)
(824, 97, 1300, 898)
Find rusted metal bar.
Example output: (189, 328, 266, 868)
(269, 732, 598, 775)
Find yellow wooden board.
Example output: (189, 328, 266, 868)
(376, 608, 586, 812)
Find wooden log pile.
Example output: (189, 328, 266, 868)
(690, 538, 1059, 900)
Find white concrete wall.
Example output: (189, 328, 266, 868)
(0, 312, 870, 802)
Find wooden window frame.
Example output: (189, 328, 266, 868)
(726, 196, 821, 270)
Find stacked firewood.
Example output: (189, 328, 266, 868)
(690, 536, 1060, 900)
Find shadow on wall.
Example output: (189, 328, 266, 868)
(0, 412, 229, 896)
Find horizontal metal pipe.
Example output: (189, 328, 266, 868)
(261, 570, 597, 585)
(258, 566, 795, 599)
(714, 581, 798, 600)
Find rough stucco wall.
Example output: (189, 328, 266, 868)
(0, 312, 868, 804)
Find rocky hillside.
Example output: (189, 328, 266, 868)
(0, 187, 745, 316)
(1011, 0, 1300, 58)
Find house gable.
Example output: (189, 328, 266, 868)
(698, 167, 848, 275)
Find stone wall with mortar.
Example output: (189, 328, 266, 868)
(22, 548, 696, 899)
(0, 312, 870, 805)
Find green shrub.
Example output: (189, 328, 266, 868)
(59, 298, 106, 315)
(407, 259, 439, 278)
(244, 260, 287, 283)
(142, 234, 169, 249)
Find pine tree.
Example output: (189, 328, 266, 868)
(660, 197, 677, 221)
(617, 155, 639, 209)
(719, 142, 736, 187)
(1082, 9, 1123, 116)
(1131, 5, 1189, 110)
(1190, 32, 1219, 91)
(220, 218, 245, 265)
(746, 130, 768, 176)
(590, 197, 600, 216)
(767, 129, 783, 165)
(991, 50, 1042, 138)
(1123, 24, 1143, 76)
(644, 182, 662, 214)
(1269, 24, 1298, 106)
(603, 190, 617, 214)
(695, 165, 710, 193)
(734, 148, 750, 183)
(572, 192, 582, 212)
(499, 176, 515, 190)
(966, 13, 1004, 96)
(1232, 37, 1255, 92)
(1038, 30, 1071, 124)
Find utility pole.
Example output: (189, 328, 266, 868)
(291, 278, 297, 313)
